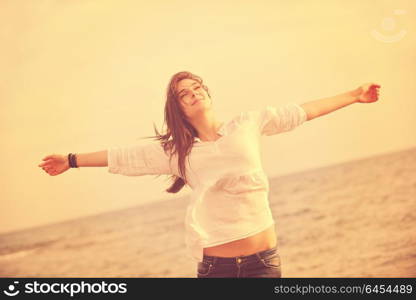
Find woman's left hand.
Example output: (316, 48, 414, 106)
(352, 83, 381, 103)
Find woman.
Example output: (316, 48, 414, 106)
(38, 71, 380, 278)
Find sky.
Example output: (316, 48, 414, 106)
(1, 0, 415, 234)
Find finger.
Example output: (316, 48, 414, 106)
(39, 160, 52, 167)
(43, 155, 55, 161)
(44, 166, 53, 172)
(370, 88, 379, 97)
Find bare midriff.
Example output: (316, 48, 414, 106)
(202, 225, 277, 257)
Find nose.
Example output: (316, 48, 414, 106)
(192, 90, 204, 99)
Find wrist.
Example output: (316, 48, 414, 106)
(66, 154, 71, 168)
(68, 153, 79, 168)
(349, 87, 362, 103)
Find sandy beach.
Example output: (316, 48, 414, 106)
(1, 147, 415, 277)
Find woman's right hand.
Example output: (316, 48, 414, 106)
(38, 154, 70, 176)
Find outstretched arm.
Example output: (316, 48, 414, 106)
(39, 141, 174, 177)
(300, 83, 381, 121)
(38, 151, 108, 176)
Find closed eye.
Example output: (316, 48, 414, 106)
(180, 85, 201, 98)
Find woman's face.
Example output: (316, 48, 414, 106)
(176, 78, 211, 118)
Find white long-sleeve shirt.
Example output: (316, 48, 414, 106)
(107, 103, 307, 261)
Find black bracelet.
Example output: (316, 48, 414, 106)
(68, 153, 78, 168)
(69, 153, 74, 168)
(68, 153, 73, 168)
(73, 153, 78, 168)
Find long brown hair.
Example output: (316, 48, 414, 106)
(143, 71, 211, 193)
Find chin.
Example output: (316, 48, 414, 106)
(193, 105, 210, 115)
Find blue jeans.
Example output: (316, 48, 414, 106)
(197, 246, 282, 278)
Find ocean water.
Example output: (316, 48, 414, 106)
(1, 147, 415, 277)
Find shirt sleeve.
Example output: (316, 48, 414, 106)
(107, 141, 174, 176)
(246, 103, 307, 136)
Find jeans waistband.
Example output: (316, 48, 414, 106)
(202, 246, 278, 265)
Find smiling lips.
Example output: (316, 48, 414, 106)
(192, 96, 204, 105)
